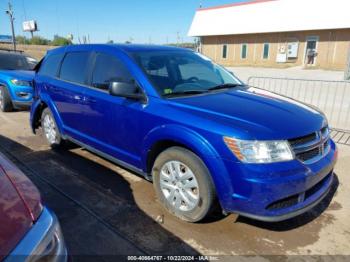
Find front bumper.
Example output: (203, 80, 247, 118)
(5, 208, 68, 262)
(12, 100, 32, 109)
(219, 140, 337, 222)
(9, 85, 33, 109)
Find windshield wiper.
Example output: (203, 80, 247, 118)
(163, 90, 208, 98)
(207, 83, 244, 91)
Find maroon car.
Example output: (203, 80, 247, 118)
(0, 152, 67, 261)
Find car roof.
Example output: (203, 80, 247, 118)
(0, 50, 28, 57)
(47, 44, 193, 56)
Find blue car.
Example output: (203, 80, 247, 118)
(30, 44, 337, 223)
(0, 50, 36, 112)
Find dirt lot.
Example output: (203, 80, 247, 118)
(0, 110, 349, 260)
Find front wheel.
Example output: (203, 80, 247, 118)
(0, 85, 13, 112)
(152, 147, 216, 222)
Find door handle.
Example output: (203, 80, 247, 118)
(73, 95, 83, 101)
(83, 97, 97, 104)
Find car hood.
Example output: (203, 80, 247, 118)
(0, 153, 41, 259)
(0, 70, 35, 81)
(169, 87, 326, 140)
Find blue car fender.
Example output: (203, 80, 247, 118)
(141, 124, 234, 206)
(30, 94, 65, 137)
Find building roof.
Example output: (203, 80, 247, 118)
(188, 0, 350, 37)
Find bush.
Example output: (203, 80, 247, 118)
(15, 35, 72, 46)
(51, 35, 72, 46)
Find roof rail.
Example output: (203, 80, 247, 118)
(0, 47, 24, 53)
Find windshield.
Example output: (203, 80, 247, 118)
(131, 50, 243, 97)
(0, 53, 37, 71)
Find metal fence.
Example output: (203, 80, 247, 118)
(247, 77, 350, 131)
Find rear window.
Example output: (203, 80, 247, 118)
(39, 53, 64, 77)
(0, 53, 32, 70)
(59, 52, 91, 85)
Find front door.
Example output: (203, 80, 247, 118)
(81, 51, 145, 168)
(305, 36, 319, 66)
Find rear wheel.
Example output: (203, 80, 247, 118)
(153, 147, 216, 222)
(0, 85, 13, 112)
(41, 108, 64, 149)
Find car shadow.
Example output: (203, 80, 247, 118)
(0, 134, 202, 258)
(235, 174, 339, 231)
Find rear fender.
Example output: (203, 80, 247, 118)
(30, 94, 64, 137)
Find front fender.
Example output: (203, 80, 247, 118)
(141, 124, 234, 207)
(142, 124, 219, 165)
(30, 94, 64, 136)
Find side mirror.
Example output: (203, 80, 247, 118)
(109, 81, 145, 102)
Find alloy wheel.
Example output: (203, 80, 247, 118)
(43, 114, 57, 145)
(0, 88, 3, 110)
(160, 161, 200, 212)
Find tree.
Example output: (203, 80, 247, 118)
(51, 35, 72, 46)
(16, 35, 29, 44)
(30, 36, 50, 45)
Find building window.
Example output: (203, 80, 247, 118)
(263, 43, 269, 59)
(222, 44, 228, 59)
(241, 44, 248, 59)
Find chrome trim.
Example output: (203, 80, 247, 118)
(5, 208, 67, 262)
(291, 132, 321, 152)
(289, 128, 331, 164)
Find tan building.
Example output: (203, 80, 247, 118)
(189, 0, 350, 70)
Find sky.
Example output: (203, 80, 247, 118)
(0, 0, 247, 44)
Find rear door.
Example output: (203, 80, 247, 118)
(49, 51, 93, 139)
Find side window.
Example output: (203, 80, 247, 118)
(241, 44, 248, 59)
(222, 44, 228, 59)
(60, 52, 91, 85)
(39, 53, 64, 77)
(91, 53, 134, 91)
(263, 43, 269, 59)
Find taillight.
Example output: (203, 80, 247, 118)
(0, 157, 43, 221)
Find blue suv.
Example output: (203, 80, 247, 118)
(30, 44, 337, 223)
(0, 50, 36, 112)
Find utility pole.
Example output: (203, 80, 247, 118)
(5, 2, 16, 51)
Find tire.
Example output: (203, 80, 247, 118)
(152, 147, 216, 222)
(0, 85, 14, 112)
(41, 108, 64, 149)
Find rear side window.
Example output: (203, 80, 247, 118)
(91, 53, 134, 91)
(60, 52, 91, 85)
(39, 53, 63, 77)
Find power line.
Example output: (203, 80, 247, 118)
(5, 1, 16, 51)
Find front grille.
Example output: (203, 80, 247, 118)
(289, 133, 317, 147)
(289, 127, 330, 163)
(296, 147, 320, 162)
(266, 194, 299, 211)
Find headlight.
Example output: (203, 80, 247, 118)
(10, 79, 31, 86)
(223, 137, 294, 163)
